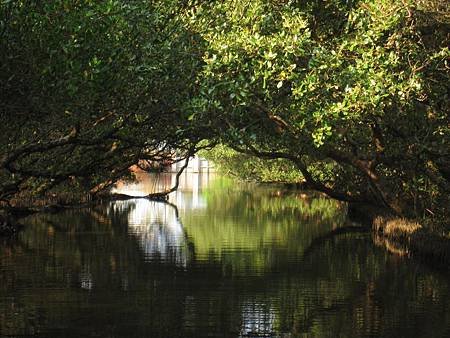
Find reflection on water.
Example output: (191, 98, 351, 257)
(240, 302, 276, 337)
(113, 172, 212, 210)
(111, 200, 188, 266)
(0, 173, 449, 337)
(79, 265, 94, 290)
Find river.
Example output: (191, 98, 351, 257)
(0, 173, 449, 337)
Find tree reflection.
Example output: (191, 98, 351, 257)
(0, 177, 449, 337)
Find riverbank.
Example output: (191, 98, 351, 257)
(0, 190, 172, 237)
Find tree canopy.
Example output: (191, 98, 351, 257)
(188, 0, 450, 217)
(0, 0, 208, 207)
(1, 0, 449, 220)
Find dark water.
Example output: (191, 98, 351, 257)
(1, 174, 449, 337)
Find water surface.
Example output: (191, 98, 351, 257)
(1, 174, 449, 337)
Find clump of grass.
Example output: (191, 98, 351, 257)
(372, 216, 450, 267)
(373, 216, 422, 237)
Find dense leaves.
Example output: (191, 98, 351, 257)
(189, 0, 450, 218)
(0, 0, 207, 205)
(1, 0, 449, 222)
(200, 145, 304, 182)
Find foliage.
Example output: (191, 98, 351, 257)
(1, 0, 449, 221)
(187, 0, 450, 218)
(200, 145, 303, 182)
(0, 0, 207, 206)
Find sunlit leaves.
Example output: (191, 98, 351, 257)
(188, 0, 450, 217)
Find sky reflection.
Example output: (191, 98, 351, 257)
(111, 199, 188, 266)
